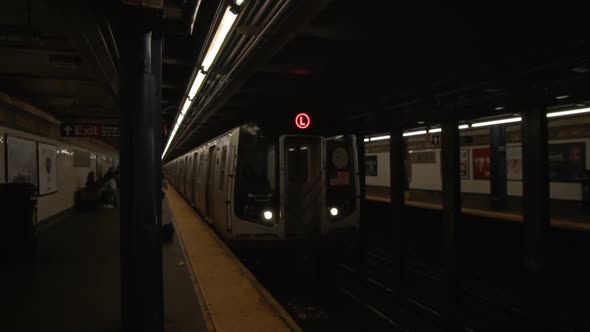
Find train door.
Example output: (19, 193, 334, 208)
(191, 152, 199, 206)
(205, 145, 217, 221)
(182, 156, 187, 196)
(280, 136, 325, 236)
(187, 154, 194, 203)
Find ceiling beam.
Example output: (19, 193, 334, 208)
(49, 0, 119, 102)
(162, 56, 193, 66)
(162, 82, 185, 90)
(0, 45, 78, 55)
(301, 24, 365, 41)
(0, 72, 95, 82)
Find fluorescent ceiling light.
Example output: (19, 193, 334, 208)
(471, 117, 522, 127)
(162, 4, 239, 160)
(180, 99, 191, 115)
(547, 107, 590, 118)
(428, 128, 442, 133)
(363, 138, 369, 142)
(188, 71, 206, 100)
(494, 106, 504, 111)
(201, 7, 238, 72)
(555, 95, 569, 100)
(175, 113, 185, 127)
(370, 135, 390, 141)
(458, 124, 469, 130)
(403, 130, 427, 137)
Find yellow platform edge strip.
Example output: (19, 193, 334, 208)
(164, 199, 216, 332)
(365, 195, 590, 231)
(165, 186, 302, 332)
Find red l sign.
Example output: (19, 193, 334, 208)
(295, 113, 310, 129)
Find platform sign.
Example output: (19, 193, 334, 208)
(295, 113, 310, 129)
(61, 123, 120, 137)
(102, 125, 120, 137)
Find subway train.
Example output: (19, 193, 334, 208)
(163, 123, 360, 247)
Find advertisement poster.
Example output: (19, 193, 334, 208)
(506, 146, 523, 180)
(38, 143, 58, 195)
(365, 155, 378, 176)
(549, 142, 587, 182)
(472, 147, 490, 180)
(460, 149, 469, 179)
(6, 135, 38, 187)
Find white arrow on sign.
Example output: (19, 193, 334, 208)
(63, 125, 73, 136)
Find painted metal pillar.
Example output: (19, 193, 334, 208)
(356, 134, 368, 276)
(441, 120, 462, 331)
(389, 126, 407, 299)
(490, 126, 508, 210)
(119, 22, 163, 332)
(521, 109, 550, 330)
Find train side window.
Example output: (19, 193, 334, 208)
(218, 146, 227, 190)
(287, 146, 309, 184)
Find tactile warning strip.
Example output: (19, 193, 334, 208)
(166, 187, 300, 332)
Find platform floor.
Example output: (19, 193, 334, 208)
(366, 185, 590, 231)
(165, 186, 299, 332)
(1, 203, 207, 332)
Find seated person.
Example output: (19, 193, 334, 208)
(85, 171, 97, 191)
(98, 176, 117, 208)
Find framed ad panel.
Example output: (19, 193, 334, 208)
(38, 142, 58, 195)
(6, 134, 38, 188)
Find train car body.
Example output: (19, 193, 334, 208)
(164, 124, 359, 247)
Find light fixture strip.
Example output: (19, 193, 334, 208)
(402, 130, 427, 137)
(370, 135, 390, 141)
(471, 117, 522, 127)
(201, 7, 239, 72)
(546, 107, 590, 118)
(162, 5, 239, 159)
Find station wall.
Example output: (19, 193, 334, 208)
(0, 125, 118, 223)
(365, 118, 590, 201)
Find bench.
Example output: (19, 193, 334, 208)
(76, 189, 100, 210)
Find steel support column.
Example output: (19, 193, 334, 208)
(356, 134, 368, 276)
(441, 120, 462, 331)
(490, 126, 508, 210)
(389, 127, 407, 299)
(521, 109, 550, 330)
(119, 23, 163, 332)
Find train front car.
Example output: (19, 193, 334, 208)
(230, 125, 359, 247)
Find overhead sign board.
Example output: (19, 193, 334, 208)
(61, 123, 119, 137)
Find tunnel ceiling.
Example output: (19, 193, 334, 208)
(2, 1, 589, 158)
(162, 0, 590, 161)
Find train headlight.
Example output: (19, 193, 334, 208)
(329, 207, 339, 217)
(263, 210, 273, 220)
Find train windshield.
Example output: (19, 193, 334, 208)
(234, 126, 279, 223)
(236, 141, 276, 192)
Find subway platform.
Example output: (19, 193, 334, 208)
(1, 189, 299, 332)
(1, 204, 206, 332)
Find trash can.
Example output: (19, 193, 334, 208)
(0, 183, 37, 264)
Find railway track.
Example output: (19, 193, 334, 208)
(234, 201, 589, 331)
